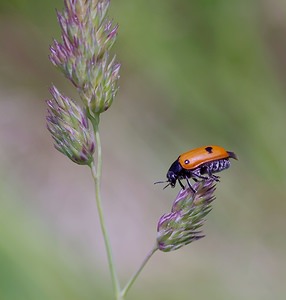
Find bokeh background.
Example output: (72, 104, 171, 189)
(1, 0, 286, 299)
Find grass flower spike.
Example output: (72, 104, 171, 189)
(49, 0, 120, 118)
(47, 1, 122, 297)
(120, 179, 217, 297)
(47, 85, 95, 165)
(157, 179, 216, 252)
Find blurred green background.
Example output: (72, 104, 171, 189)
(0, 0, 286, 299)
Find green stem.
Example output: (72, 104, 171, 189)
(90, 128, 121, 299)
(120, 245, 158, 298)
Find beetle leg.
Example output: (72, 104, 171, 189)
(193, 174, 208, 180)
(185, 177, 196, 193)
(211, 174, 220, 182)
(178, 179, 185, 190)
(205, 166, 220, 182)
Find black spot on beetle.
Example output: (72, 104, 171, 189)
(184, 159, 190, 164)
(205, 146, 213, 153)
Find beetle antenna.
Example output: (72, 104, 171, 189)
(154, 180, 166, 185)
(154, 180, 170, 189)
(163, 182, 171, 189)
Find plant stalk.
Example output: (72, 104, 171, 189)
(120, 245, 158, 298)
(90, 127, 121, 299)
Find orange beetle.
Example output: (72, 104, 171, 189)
(161, 145, 237, 192)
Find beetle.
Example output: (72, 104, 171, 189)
(156, 145, 237, 192)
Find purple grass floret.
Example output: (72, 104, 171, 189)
(47, 0, 120, 163)
(49, 0, 120, 116)
(46, 85, 95, 165)
(157, 179, 216, 252)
